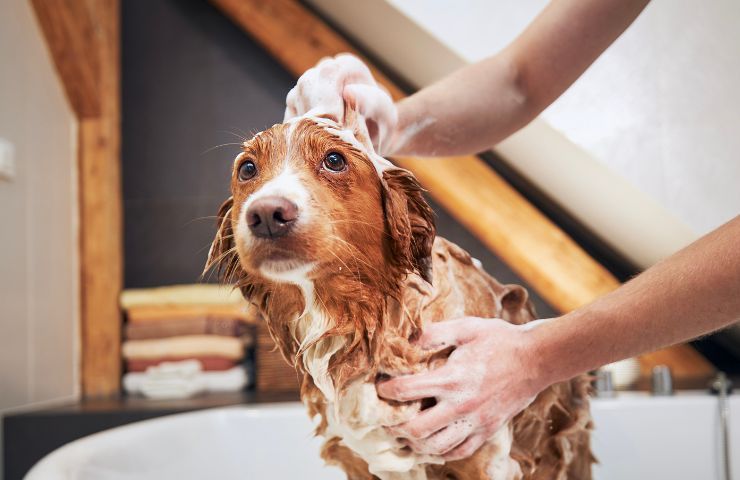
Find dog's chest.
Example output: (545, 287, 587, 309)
(322, 379, 443, 480)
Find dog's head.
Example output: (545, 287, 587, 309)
(206, 115, 435, 313)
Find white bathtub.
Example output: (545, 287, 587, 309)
(26, 393, 739, 479)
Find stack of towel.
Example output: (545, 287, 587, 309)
(121, 284, 255, 399)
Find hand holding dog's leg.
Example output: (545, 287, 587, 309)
(378, 217, 740, 460)
(377, 318, 544, 460)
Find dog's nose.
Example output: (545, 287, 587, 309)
(246, 195, 299, 239)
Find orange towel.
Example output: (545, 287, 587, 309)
(124, 317, 253, 339)
(122, 335, 244, 360)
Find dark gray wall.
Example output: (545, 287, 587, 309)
(121, 0, 556, 317)
(122, 0, 293, 287)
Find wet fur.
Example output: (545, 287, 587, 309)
(206, 119, 593, 479)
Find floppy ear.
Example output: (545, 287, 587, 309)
(381, 167, 436, 283)
(204, 196, 239, 280)
(500, 284, 538, 325)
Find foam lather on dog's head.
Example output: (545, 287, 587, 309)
(283, 53, 396, 173)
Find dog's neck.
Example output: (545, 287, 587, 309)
(250, 267, 425, 402)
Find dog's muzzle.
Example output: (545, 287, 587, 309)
(246, 195, 298, 239)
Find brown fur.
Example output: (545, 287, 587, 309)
(206, 118, 593, 479)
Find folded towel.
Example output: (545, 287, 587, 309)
(120, 284, 245, 309)
(123, 361, 249, 399)
(126, 304, 255, 324)
(126, 356, 237, 372)
(122, 335, 243, 360)
(124, 317, 253, 339)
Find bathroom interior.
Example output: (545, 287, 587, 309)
(1, 0, 739, 479)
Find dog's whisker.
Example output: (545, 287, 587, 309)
(184, 216, 223, 229)
(327, 235, 383, 276)
(326, 248, 362, 283)
(326, 219, 391, 237)
(201, 142, 245, 155)
(222, 129, 249, 142)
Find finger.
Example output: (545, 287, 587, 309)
(343, 84, 395, 124)
(376, 369, 449, 402)
(334, 53, 374, 83)
(416, 318, 482, 350)
(406, 419, 474, 455)
(343, 84, 397, 148)
(284, 87, 299, 121)
(443, 432, 487, 462)
(390, 402, 458, 440)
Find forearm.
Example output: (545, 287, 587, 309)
(388, 0, 650, 157)
(532, 216, 740, 387)
(390, 55, 529, 156)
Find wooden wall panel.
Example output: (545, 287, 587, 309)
(33, 0, 123, 397)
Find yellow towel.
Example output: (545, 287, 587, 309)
(122, 335, 244, 360)
(126, 304, 256, 324)
(120, 284, 245, 309)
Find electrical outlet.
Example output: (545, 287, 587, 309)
(0, 138, 16, 182)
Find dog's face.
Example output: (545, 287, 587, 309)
(207, 117, 435, 305)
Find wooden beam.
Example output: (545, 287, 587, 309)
(32, 0, 123, 397)
(212, 0, 714, 380)
(30, 0, 102, 118)
(398, 155, 617, 311)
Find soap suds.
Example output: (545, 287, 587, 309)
(324, 379, 444, 480)
(485, 427, 522, 480)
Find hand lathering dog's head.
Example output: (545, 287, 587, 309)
(206, 115, 435, 307)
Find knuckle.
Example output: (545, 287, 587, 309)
(406, 424, 428, 440)
(454, 398, 480, 416)
(439, 435, 464, 455)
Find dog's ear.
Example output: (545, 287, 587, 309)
(500, 284, 538, 325)
(204, 196, 238, 279)
(382, 167, 436, 284)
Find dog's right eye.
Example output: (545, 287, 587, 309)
(238, 160, 257, 181)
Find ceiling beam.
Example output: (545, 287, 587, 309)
(30, 0, 102, 118)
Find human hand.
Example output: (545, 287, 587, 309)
(376, 317, 548, 461)
(284, 53, 398, 154)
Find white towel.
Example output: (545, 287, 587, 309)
(123, 360, 249, 399)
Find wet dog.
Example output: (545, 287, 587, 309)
(206, 109, 593, 479)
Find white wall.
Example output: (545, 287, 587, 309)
(0, 0, 79, 417)
(308, 0, 740, 267)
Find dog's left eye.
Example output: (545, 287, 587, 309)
(323, 152, 346, 172)
(238, 160, 257, 181)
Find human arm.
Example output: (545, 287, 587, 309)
(387, 0, 651, 156)
(376, 216, 740, 459)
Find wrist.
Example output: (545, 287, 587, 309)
(385, 98, 436, 157)
(521, 317, 569, 392)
